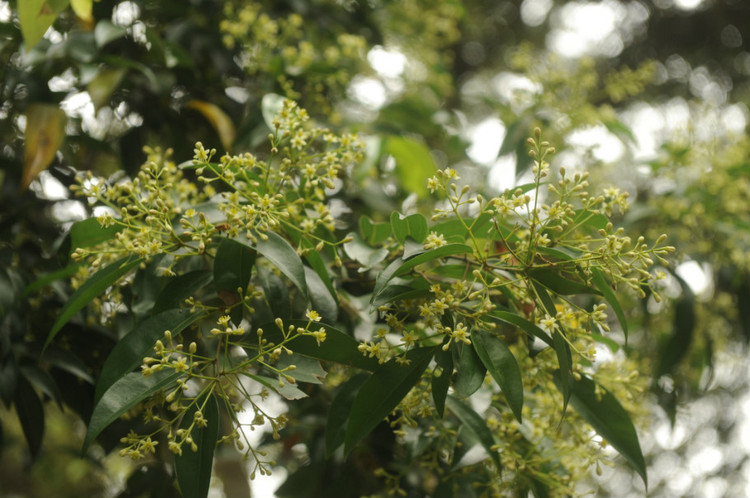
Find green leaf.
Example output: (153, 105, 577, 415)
(46, 256, 143, 351)
(287, 230, 337, 300)
(371, 279, 432, 307)
(591, 332, 620, 353)
(255, 231, 308, 299)
(22, 262, 82, 297)
(372, 243, 473, 301)
(390, 212, 429, 243)
(571, 210, 608, 231)
(84, 370, 182, 452)
(20, 365, 63, 407)
(276, 353, 327, 384)
(94, 20, 127, 47)
(69, 217, 123, 254)
(450, 424, 480, 469)
(250, 320, 380, 372)
(452, 342, 486, 398)
(21, 103, 67, 191)
(304, 266, 338, 323)
(70, 0, 92, 21)
(214, 237, 255, 294)
(343, 232, 389, 271)
(88, 68, 127, 110)
(531, 280, 557, 318)
(657, 291, 695, 378)
(590, 268, 629, 341)
(445, 396, 501, 470)
(245, 374, 307, 400)
(94, 309, 206, 403)
(152, 270, 213, 314)
(529, 268, 600, 296)
(432, 346, 452, 417)
(604, 119, 636, 145)
(175, 393, 220, 498)
(358, 216, 392, 246)
(565, 375, 648, 488)
(18, 0, 69, 51)
(130, 257, 168, 318)
(472, 330, 524, 423)
(39, 345, 94, 384)
(487, 310, 553, 347)
(14, 375, 45, 460)
(385, 136, 438, 199)
(214, 237, 255, 323)
(326, 373, 368, 457)
(344, 347, 434, 454)
(552, 330, 571, 415)
(257, 265, 290, 323)
(498, 114, 532, 157)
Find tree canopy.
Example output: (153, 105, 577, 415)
(2, 1, 750, 497)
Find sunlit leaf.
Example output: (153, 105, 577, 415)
(187, 100, 236, 151)
(472, 329, 523, 423)
(20, 103, 67, 191)
(385, 136, 437, 199)
(343, 232, 389, 271)
(70, 0, 92, 22)
(46, 256, 144, 351)
(18, 0, 69, 50)
(344, 347, 434, 454)
(390, 211, 429, 243)
(246, 374, 307, 400)
(69, 217, 123, 255)
(175, 393, 220, 498)
(276, 353, 327, 384)
(359, 216, 392, 246)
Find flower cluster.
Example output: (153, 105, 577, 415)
(354, 130, 672, 493)
(220, 3, 367, 115)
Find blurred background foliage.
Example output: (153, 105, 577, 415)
(2, 0, 750, 496)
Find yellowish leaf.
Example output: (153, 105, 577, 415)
(88, 68, 128, 110)
(21, 104, 67, 192)
(17, 0, 70, 51)
(186, 100, 236, 152)
(70, 0, 93, 22)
